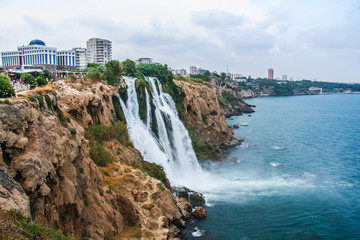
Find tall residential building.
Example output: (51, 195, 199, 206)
(268, 69, 274, 79)
(86, 38, 112, 65)
(282, 75, 287, 81)
(190, 66, 197, 75)
(73, 47, 91, 70)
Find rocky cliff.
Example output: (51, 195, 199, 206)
(175, 80, 242, 160)
(211, 79, 255, 117)
(0, 81, 190, 239)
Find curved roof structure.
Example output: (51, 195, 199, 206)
(29, 39, 46, 46)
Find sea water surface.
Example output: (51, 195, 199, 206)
(181, 94, 360, 240)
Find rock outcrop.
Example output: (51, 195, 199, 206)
(175, 80, 243, 159)
(211, 79, 255, 117)
(0, 81, 190, 239)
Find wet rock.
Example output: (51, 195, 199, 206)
(233, 124, 239, 129)
(192, 207, 207, 219)
(189, 192, 205, 207)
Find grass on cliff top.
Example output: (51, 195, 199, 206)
(0, 209, 72, 240)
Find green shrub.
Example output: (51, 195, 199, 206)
(90, 144, 115, 167)
(1, 209, 71, 240)
(36, 75, 47, 86)
(21, 73, 36, 89)
(133, 161, 169, 188)
(210, 110, 217, 115)
(0, 74, 15, 98)
(79, 168, 84, 174)
(201, 113, 208, 125)
(70, 128, 77, 135)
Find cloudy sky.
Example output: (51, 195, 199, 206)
(0, 0, 359, 82)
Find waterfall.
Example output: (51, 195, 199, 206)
(120, 77, 206, 188)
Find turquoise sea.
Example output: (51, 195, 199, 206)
(181, 94, 360, 240)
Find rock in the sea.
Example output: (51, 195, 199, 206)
(189, 192, 205, 207)
(233, 124, 239, 129)
(192, 207, 207, 219)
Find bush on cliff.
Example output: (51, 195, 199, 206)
(0, 209, 71, 240)
(36, 75, 47, 86)
(90, 144, 115, 167)
(0, 74, 15, 98)
(133, 161, 170, 189)
(21, 73, 36, 89)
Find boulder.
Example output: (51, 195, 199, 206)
(192, 207, 207, 219)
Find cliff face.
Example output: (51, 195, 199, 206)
(175, 80, 242, 159)
(211, 79, 255, 117)
(0, 81, 189, 239)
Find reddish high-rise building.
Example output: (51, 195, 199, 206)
(268, 69, 274, 79)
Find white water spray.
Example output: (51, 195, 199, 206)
(120, 77, 210, 189)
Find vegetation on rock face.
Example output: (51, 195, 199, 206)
(0, 74, 15, 98)
(187, 127, 221, 160)
(135, 79, 149, 123)
(90, 144, 115, 167)
(0, 209, 72, 240)
(112, 95, 126, 122)
(133, 161, 170, 189)
(85, 121, 132, 167)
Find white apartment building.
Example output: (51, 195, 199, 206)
(137, 58, 153, 64)
(73, 47, 91, 70)
(86, 38, 112, 65)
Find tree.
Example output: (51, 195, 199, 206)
(0, 74, 15, 98)
(21, 73, 36, 89)
(121, 59, 136, 76)
(102, 60, 122, 85)
(36, 75, 47, 86)
(220, 72, 226, 81)
(42, 69, 54, 80)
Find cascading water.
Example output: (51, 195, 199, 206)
(120, 77, 207, 189)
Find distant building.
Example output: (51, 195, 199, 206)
(180, 69, 187, 76)
(190, 66, 197, 75)
(230, 73, 242, 81)
(197, 68, 206, 75)
(56, 50, 76, 71)
(86, 38, 112, 65)
(137, 58, 153, 64)
(309, 87, 323, 94)
(0, 39, 78, 74)
(282, 75, 287, 81)
(73, 47, 91, 70)
(268, 69, 274, 79)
